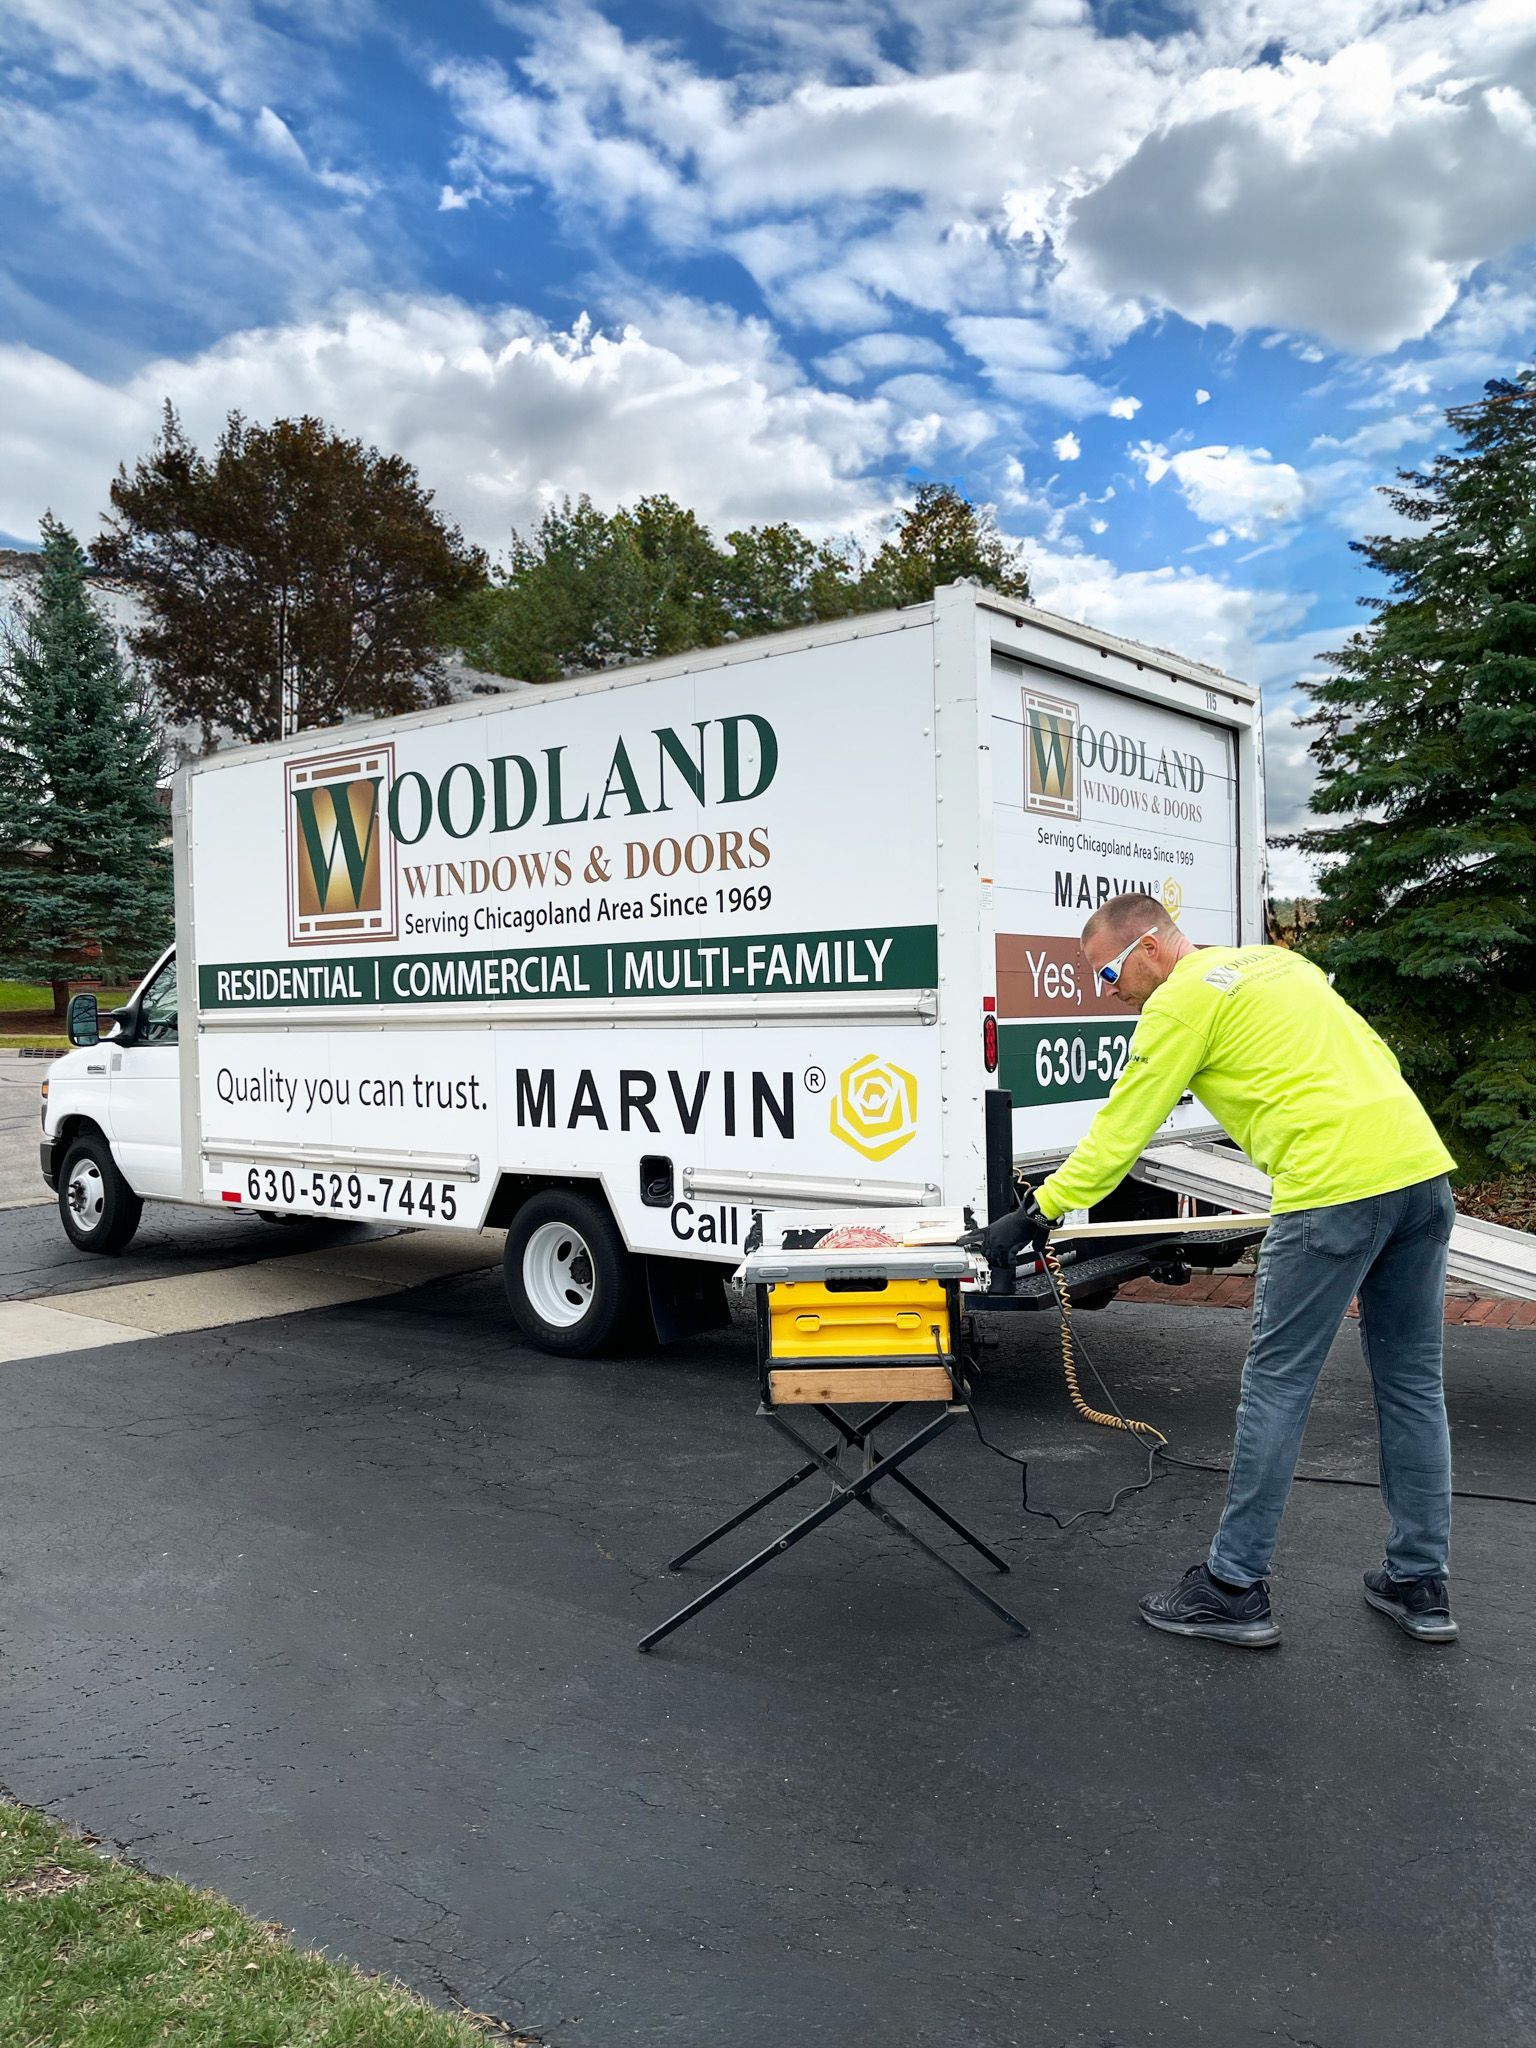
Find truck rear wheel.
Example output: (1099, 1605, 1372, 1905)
(503, 1190, 643, 1357)
(58, 1132, 143, 1255)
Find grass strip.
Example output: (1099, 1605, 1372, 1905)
(0, 1796, 538, 2048)
(0, 983, 63, 1013)
(0, 984, 132, 1014)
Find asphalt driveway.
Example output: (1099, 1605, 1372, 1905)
(2, 1238, 1533, 2047)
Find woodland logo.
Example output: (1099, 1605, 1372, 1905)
(286, 744, 399, 946)
(1024, 689, 1081, 820)
(1025, 686, 1207, 824)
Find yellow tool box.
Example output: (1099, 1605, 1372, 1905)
(745, 1246, 970, 1408)
(767, 1276, 952, 1360)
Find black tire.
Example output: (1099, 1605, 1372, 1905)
(58, 1131, 143, 1255)
(502, 1189, 644, 1357)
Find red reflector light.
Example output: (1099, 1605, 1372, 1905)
(221, 1191, 242, 1203)
(982, 1012, 999, 1073)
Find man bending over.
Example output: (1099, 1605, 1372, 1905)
(994, 892, 1459, 1650)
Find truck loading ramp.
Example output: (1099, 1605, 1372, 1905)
(1137, 1142, 1536, 1303)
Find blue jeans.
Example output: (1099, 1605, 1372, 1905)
(1208, 1175, 1455, 1588)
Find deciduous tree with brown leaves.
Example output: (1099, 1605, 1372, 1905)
(94, 406, 486, 746)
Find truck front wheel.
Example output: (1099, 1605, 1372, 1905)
(58, 1132, 143, 1255)
(503, 1190, 643, 1356)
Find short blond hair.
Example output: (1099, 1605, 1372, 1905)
(1082, 891, 1175, 951)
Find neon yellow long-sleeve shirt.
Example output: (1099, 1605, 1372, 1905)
(1035, 945, 1455, 1219)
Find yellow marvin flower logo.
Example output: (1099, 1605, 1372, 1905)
(830, 1055, 920, 1161)
(1161, 877, 1183, 921)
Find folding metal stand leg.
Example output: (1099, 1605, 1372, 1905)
(638, 1404, 1029, 1652)
(811, 1403, 1010, 1573)
(666, 1401, 904, 1569)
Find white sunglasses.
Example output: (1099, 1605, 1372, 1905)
(1097, 925, 1159, 985)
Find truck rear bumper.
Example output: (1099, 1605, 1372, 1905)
(971, 1225, 1265, 1314)
(40, 1137, 58, 1191)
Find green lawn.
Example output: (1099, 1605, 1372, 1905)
(0, 982, 132, 1012)
(0, 1798, 534, 2047)
(0, 979, 133, 1049)
(0, 982, 56, 1012)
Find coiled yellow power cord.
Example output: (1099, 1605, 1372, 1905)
(999, 1172, 1168, 1446)
(962, 1202, 1169, 1531)
(1039, 1235, 1166, 1448)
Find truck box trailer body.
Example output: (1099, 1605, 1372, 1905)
(42, 584, 1266, 1351)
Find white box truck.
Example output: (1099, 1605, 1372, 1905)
(41, 584, 1266, 1351)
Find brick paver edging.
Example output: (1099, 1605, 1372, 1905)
(1118, 1273, 1536, 1327)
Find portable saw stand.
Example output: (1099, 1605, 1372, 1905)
(637, 1243, 1029, 1652)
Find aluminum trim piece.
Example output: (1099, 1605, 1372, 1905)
(197, 989, 938, 1031)
(203, 1138, 480, 1180)
(742, 1246, 972, 1283)
(683, 1167, 937, 1207)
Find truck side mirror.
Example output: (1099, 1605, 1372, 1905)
(66, 992, 99, 1047)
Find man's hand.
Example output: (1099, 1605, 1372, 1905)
(969, 1189, 1055, 1267)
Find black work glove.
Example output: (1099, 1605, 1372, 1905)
(968, 1190, 1055, 1266)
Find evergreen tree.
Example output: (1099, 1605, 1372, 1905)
(0, 519, 172, 1015)
(1297, 370, 1536, 1172)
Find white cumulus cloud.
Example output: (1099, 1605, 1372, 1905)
(434, 0, 1536, 363)
(815, 331, 953, 384)
(0, 294, 906, 553)
(1131, 441, 1309, 539)
(948, 318, 1144, 416)
(1070, 18, 1536, 353)
(1053, 431, 1081, 461)
(1026, 537, 1311, 685)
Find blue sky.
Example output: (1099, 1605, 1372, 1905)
(3, 0, 1535, 878)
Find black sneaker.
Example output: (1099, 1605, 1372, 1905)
(1363, 1567, 1458, 1642)
(1139, 1562, 1281, 1648)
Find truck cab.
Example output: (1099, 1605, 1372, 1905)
(42, 947, 181, 1252)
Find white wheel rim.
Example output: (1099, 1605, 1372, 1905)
(522, 1220, 596, 1328)
(67, 1160, 106, 1229)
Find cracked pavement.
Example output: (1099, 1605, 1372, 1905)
(1, 1206, 1534, 2046)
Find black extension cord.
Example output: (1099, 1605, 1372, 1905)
(966, 1285, 1536, 1528)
